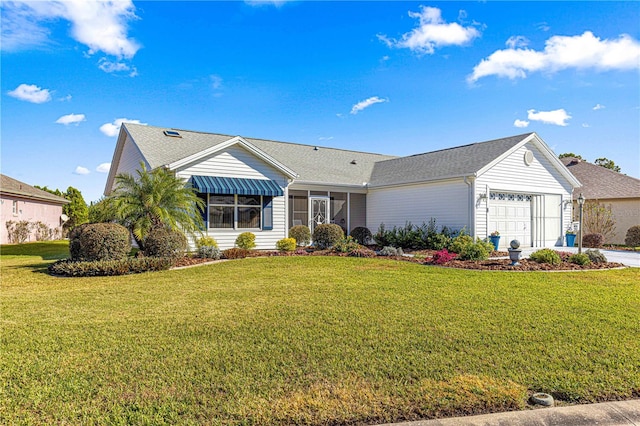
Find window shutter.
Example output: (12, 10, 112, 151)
(197, 193, 208, 230)
(262, 196, 273, 230)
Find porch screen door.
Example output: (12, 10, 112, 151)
(309, 197, 330, 235)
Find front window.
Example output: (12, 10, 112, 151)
(208, 194, 262, 229)
(12, 200, 18, 215)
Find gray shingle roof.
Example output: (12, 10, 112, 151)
(1, 174, 69, 204)
(124, 124, 397, 186)
(561, 158, 640, 200)
(369, 133, 533, 186)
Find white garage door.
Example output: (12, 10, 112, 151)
(488, 193, 532, 248)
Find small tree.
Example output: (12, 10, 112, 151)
(579, 200, 616, 243)
(88, 197, 118, 223)
(63, 186, 89, 233)
(594, 157, 621, 173)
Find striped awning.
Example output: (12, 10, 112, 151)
(189, 176, 283, 196)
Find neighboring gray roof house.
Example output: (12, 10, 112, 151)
(561, 157, 640, 244)
(561, 157, 640, 200)
(1, 174, 69, 205)
(106, 124, 580, 250)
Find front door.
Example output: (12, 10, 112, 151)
(309, 197, 330, 235)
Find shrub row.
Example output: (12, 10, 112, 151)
(48, 257, 174, 277)
(374, 220, 457, 250)
(530, 248, 608, 265)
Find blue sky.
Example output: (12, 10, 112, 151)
(2, 1, 639, 203)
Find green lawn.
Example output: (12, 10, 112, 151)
(1, 242, 639, 425)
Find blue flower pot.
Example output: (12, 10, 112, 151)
(566, 234, 576, 247)
(489, 236, 500, 251)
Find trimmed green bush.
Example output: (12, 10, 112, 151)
(582, 233, 604, 248)
(48, 257, 173, 277)
(276, 238, 297, 252)
(624, 225, 640, 247)
(312, 223, 344, 249)
(585, 249, 607, 264)
(333, 236, 361, 253)
(143, 228, 187, 258)
(448, 234, 474, 254)
(458, 241, 490, 261)
(69, 222, 130, 262)
(197, 246, 221, 260)
(349, 227, 372, 245)
(196, 236, 218, 249)
(223, 248, 250, 259)
(288, 225, 311, 247)
(529, 249, 561, 265)
(568, 253, 591, 266)
(235, 232, 256, 250)
(427, 233, 450, 250)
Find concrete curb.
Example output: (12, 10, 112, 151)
(376, 399, 640, 426)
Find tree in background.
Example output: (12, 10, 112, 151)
(110, 163, 205, 249)
(559, 154, 622, 173)
(62, 187, 89, 232)
(558, 153, 583, 160)
(594, 157, 621, 173)
(88, 197, 118, 224)
(577, 200, 616, 243)
(35, 185, 88, 233)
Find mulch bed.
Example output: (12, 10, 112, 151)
(173, 250, 625, 271)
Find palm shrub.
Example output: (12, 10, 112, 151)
(312, 224, 344, 249)
(110, 162, 205, 249)
(349, 226, 372, 245)
(143, 228, 187, 258)
(235, 232, 256, 249)
(624, 225, 640, 247)
(288, 225, 311, 246)
(69, 222, 130, 261)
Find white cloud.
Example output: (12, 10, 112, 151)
(74, 166, 90, 175)
(469, 31, 640, 82)
(379, 6, 480, 54)
(56, 113, 86, 125)
(96, 163, 111, 173)
(318, 136, 334, 141)
(244, 0, 290, 7)
(98, 58, 137, 76)
(527, 109, 571, 126)
(7, 83, 51, 103)
(593, 103, 605, 110)
(210, 75, 223, 90)
(513, 119, 530, 128)
(100, 118, 147, 137)
(0, 2, 51, 51)
(506, 36, 529, 49)
(350, 96, 388, 115)
(59, 94, 72, 102)
(582, 123, 591, 128)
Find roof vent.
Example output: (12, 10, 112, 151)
(163, 130, 182, 138)
(350, 160, 357, 165)
(313, 146, 319, 151)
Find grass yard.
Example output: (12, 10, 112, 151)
(1, 241, 639, 425)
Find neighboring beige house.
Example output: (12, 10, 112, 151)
(106, 124, 581, 250)
(562, 158, 640, 244)
(0, 174, 69, 244)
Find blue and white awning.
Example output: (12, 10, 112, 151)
(189, 176, 283, 196)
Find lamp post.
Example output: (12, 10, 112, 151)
(577, 193, 585, 254)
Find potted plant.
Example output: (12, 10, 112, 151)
(565, 229, 576, 247)
(489, 231, 500, 251)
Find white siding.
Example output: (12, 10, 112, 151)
(178, 146, 288, 186)
(476, 143, 574, 245)
(175, 145, 289, 250)
(367, 179, 469, 233)
(109, 135, 148, 192)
